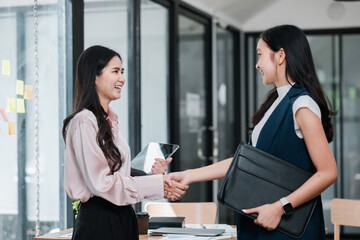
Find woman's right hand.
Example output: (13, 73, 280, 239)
(163, 174, 189, 201)
(163, 171, 192, 200)
(243, 201, 284, 231)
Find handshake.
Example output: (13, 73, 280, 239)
(163, 172, 190, 201)
(152, 158, 191, 201)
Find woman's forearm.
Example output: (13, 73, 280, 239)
(286, 167, 337, 209)
(185, 158, 233, 184)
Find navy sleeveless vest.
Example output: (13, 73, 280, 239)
(236, 85, 326, 240)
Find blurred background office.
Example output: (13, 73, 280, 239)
(0, 0, 359, 239)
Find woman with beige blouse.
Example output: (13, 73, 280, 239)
(62, 45, 187, 240)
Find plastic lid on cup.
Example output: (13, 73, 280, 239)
(136, 211, 149, 218)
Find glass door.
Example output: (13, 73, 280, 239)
(341, 34, 360, 235)
(215, 26, 237, 224)
(307, 35, 338, 234)
(177, 13, 213, 202)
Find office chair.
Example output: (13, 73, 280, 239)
(144, 202, 218, 224)
(331, 198, 360, 240)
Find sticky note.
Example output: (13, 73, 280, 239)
(2, 60, 10, 75)
(16, 80, 24, 95)
(7, 98, 16, 112)
(24, 85, 34, 99)
(17, 98, 25, 113)
(8, 121, 16, 135)
(0, 109, 8, 122)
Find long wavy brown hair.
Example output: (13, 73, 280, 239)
(62, 45, 122, 173)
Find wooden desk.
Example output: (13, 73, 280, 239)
(34, 227, 237, 240)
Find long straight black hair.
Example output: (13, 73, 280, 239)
(62, 45, 123, 173)
(251, 25, 336, 142)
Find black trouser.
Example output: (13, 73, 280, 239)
(72, 196, 139, 240)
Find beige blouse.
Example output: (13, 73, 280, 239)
(64, 108, 164, 206)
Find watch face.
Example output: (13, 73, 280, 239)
(283, 203, 294, 215)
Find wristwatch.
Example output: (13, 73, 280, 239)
(280, 197, 294, 215)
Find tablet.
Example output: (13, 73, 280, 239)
(131, 142, 179, 173)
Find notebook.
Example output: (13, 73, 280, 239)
(149, 217, 185, 229)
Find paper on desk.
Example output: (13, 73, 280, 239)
(185, 224, 236, 233)
(160, 235, 208, 240)
(160, 235, 234, 240)
(159, 224, 236, 240)
(59, 233, 72, 238)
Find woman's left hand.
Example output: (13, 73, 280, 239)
(151, 158, 172, 175)
(243, 201, 284, 231)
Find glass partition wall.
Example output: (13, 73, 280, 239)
(215, 26, 237, 224)
(84, 0, 129, 139)
(139, 0, 170, 208)
(341, 34, 360, 235)
(0, 1, 69, 239)
(307, 35, 338, 234)
(140, 0, 169, 147)
(177, 13, 212, 202)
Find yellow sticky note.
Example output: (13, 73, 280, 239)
(16, 80, 24, 95)
(2, 60, 10, 75)
(8, 121, 16, 135)
(24, 85, 34, 100)
(17, 98, 25, 113)
(7, 98, 16, 112)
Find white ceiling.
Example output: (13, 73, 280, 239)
(182, 0, 360, 31)
(2, 0, 359, 31)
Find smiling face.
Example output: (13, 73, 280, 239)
(255, 38, 278, 86)
(95, 56, 125, 112)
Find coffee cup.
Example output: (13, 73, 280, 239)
(136, 211, 150, 235)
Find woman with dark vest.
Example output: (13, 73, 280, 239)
(167, 25, 338, 239)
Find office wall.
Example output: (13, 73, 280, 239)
(242, 0, 360, 31)
(182, 0, 360, 31)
